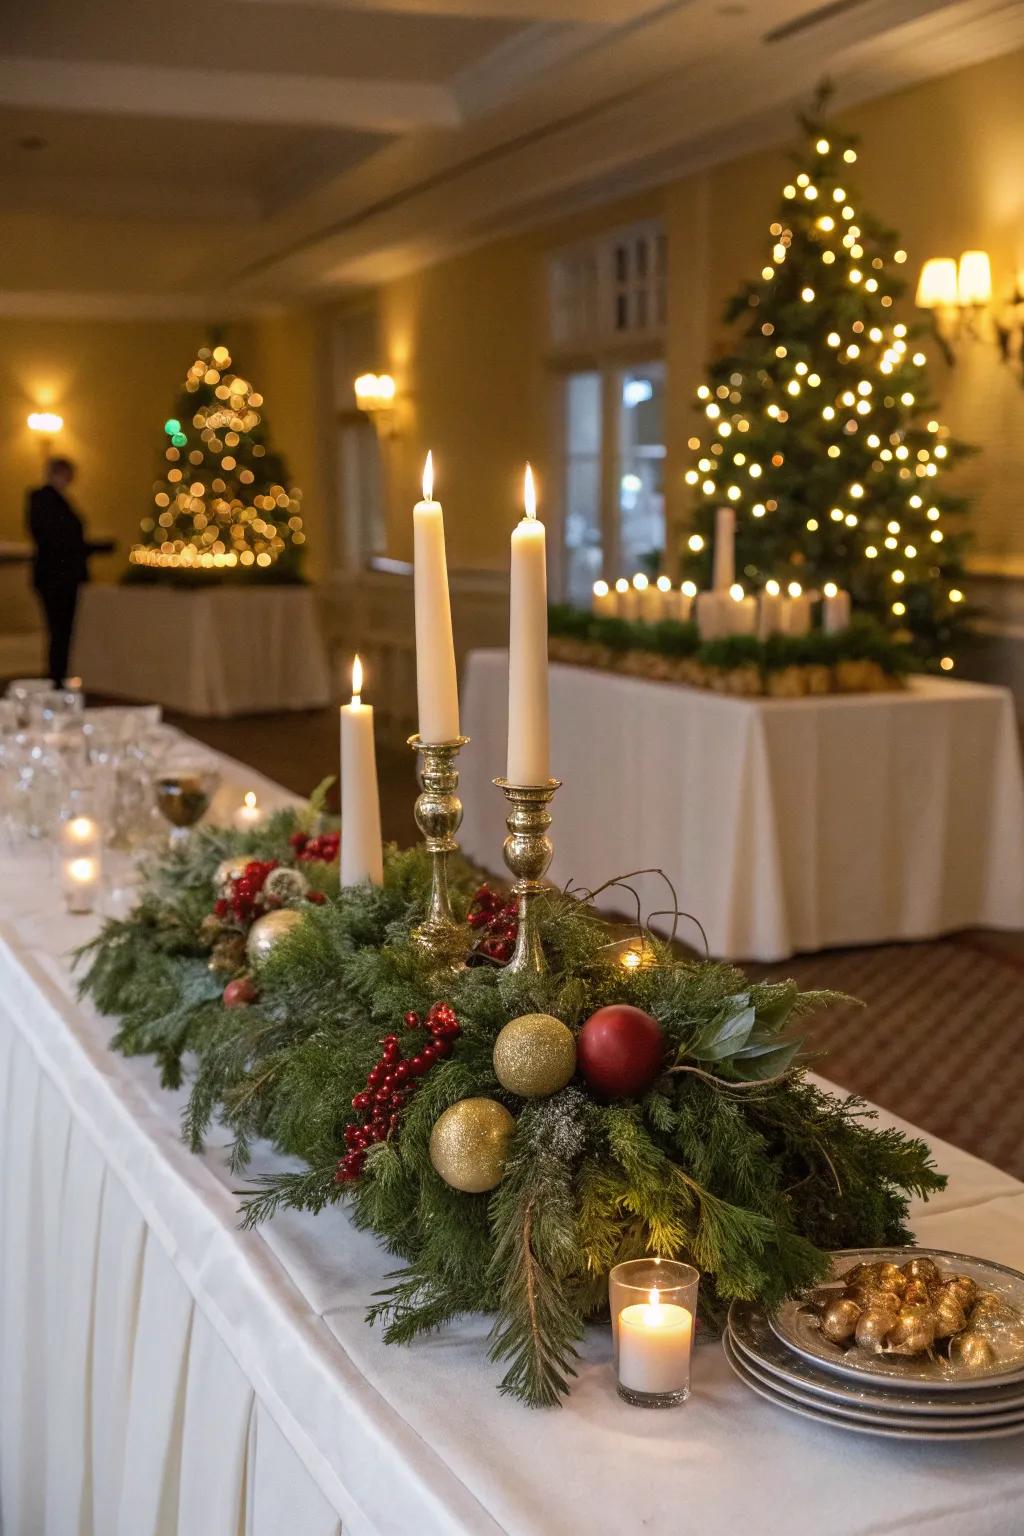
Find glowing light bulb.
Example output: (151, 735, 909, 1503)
(816, 138, 830, 153)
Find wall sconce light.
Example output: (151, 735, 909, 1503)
(354, 372, 396, 435)
(915, 251, 996, 367)
(27, 410, 64, 435)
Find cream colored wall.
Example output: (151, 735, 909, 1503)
(356, 46, 1024, 576)
(0, 311, 331, 649)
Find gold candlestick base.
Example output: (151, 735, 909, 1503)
(493, 777, 561, 974)
(409, 734, 470, 969)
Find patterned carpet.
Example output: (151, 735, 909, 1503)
(754, 937, 1024, 1181)
(171, 705, 1024, 1184)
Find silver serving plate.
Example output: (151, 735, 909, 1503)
(722, 1332, 1024, 1441)
(770, 1247, 1024, 1390)
(729, 1300, 1024, 1416)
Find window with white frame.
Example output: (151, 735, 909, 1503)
(549, 221, 666, 352)
(548, 223, 667, 604)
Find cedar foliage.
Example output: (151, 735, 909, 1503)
(77, 807, 946, 1407)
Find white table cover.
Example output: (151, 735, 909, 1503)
(72, 585, 331, 717)
(460, 651, 1024, 960)
(3, 741, 1024, 1535)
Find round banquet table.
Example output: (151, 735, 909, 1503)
(2, 738, 1024, 1535)
(459, 650, 1024, 961)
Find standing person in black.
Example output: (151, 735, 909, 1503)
(26, 457, 108, 687)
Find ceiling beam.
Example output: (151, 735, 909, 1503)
(0, 58, 461, 133)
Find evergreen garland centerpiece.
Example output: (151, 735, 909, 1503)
(682, 99, 975, 666)
(78, 806, 945, 1409)
(128, 343, 306, 581)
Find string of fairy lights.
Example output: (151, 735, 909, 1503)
(683, 134, 963, 669)
(130, 345, 305, 571)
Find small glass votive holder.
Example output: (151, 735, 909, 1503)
(58, 797, 103, 913)
(609, 1258, 699, 1408)
(61, 851, 103, 914)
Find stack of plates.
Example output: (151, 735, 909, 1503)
(724, 1247, 1024, 1441)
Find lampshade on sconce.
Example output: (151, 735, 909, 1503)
(915, 258, 958, 310)
(957, 250, 992, 307)
(914, 248, 1018, 373)
(27, 411, 63, 434)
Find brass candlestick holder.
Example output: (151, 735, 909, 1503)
(493, 777, 561, 974)
(409, 734, 470, 968)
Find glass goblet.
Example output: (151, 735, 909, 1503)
(153, 764, 220, 849)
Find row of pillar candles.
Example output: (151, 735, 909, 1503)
(339, 455, 549, 886)
(593, 507, 852, 640)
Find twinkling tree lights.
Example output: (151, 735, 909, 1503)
(682, 108, 974, 666)
(131, 344, 306, 577)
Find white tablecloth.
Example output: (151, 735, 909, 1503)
(72, 584, 331, 717)
(460, 652, 1024, 960)
(3, 740, 1024, 1536)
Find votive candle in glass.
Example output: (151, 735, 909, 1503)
(62, 852, 103, 915)
(609, 1258, 699, 1408)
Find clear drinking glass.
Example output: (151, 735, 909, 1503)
(609, 1258, 699, 1408)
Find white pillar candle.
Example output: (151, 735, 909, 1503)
(636, 574, 664, 623)
(695, 591, 725, 641)
(822, 582, 852, 634)
(232, 790, 266, 831)
(616, 577, 639, 621)
(728, 590, 757, 637)
(507, 465, 550, 786)
(413, 452, 460, 744)
(758, 580, 785, 640)
(592, 580, 616, 617)
(783, 583, 813, 637)
(712, 506, 736, 593)
(618, 1294, 693, 1395)
(340, 655, 384, 887)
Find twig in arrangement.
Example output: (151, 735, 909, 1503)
(668, 1063, 798, 1093)
(566, 866, 710, 959)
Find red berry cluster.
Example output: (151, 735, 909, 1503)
(467, 884, 518, 965)
(289, 829, 341, 863)
(214, 859, 279, 924)
(335, 1002, 461, 1183)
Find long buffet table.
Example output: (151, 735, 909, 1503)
(3, 744, 1024, 1535)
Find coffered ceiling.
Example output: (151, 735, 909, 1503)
(2, 0, 1023, 308)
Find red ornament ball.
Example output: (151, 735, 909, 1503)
(577, 1005, 665, 1098)
(223, 976, 257, 1009)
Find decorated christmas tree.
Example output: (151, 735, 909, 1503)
(130, 343, 306, 580)
(681, 99, 974, 665)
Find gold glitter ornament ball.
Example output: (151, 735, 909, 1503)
(429, 1098, 516, 1193)
(246, 907, 304, 964)
(493, 1013, 576, 1098)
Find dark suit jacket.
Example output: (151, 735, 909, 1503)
(26, 485, 91, 588)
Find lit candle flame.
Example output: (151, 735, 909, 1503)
(823, 581, 838, 599)
(765, 578, 781, 597)
(633, 573, 648, 591)
(788, 580, 803, 598)
(243, 790, 257, 810)
(729, 583, 744, 602)
(523, 463, 536, 520)
(648, 1288, 661, 1310)
(593, 580, 609, 597)
(351, 654, 363, 703)
(422, 450, 434, 502)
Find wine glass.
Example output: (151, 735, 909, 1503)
(153, 761, 221, 849)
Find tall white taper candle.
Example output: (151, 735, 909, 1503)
(712, 506, 736, 593)
(507, 464, 550, 785)
(340, 655, 383, 887)
(413, 451, 460, 744)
